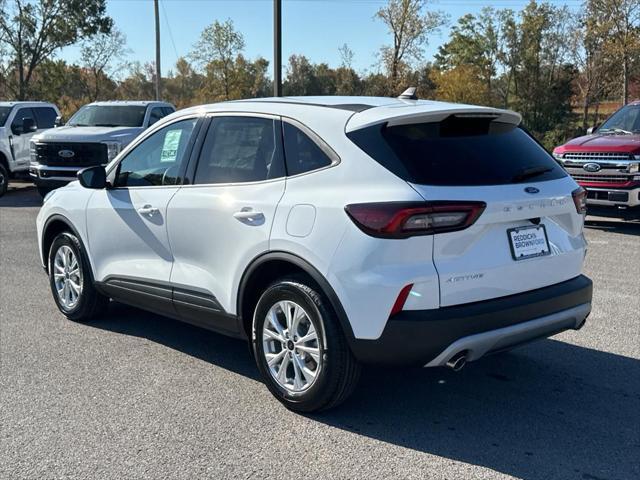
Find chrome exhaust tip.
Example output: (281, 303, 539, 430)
(446, 352, 467, 371)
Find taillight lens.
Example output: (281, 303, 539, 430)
(572, 187, 587, 214)
(344, 201, 486, 238)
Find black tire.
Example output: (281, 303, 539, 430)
(37, 186, 52, 198)
(48, 232, 109, 322)
(252, 276, 361, 412)
(0, 163, 8, 197)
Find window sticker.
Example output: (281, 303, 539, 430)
(161, 129, 182, 163)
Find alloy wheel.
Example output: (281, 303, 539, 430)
(53, 245, 83, 309)
(262, 300, 322, 392)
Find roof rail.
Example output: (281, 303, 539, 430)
(398, 87, 418, 100)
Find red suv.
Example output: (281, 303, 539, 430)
(553, 101, 640, 217)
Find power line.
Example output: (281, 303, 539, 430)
(160, 0, 180, 63)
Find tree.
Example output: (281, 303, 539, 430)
(509, 1, 576, 135)
(80, 27, 128, 101)
(375, 0, 447, 94)
(435, 8, 501, 104)
(190, 19, 245, 100)
(589, 0, 640, 104)
(431, 65, 487, 104)
(570, 6, 614, 128)
(284, 54, 316, 95)
(0, 0, 112, 99)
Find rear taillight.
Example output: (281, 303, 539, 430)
(344, 201, 486, 238)
(572, 187, 587, 214)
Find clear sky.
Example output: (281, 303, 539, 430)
(59, 0, 583, 77)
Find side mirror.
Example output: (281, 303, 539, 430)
(23, 117, 37, 133)
(54, 116, 63, 127)
(77, 166, 107, 189)
(586, 123, 599, 135)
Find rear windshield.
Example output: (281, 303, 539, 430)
(68, 105, 146, 127)
(347, 116, 566, 186)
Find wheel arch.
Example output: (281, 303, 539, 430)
(42, 214, 93, 280)
(0, 150, 9, 172)
(236, 251, 356, 346)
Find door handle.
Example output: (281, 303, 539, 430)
(233, 208, 264, 224)
(138, 204, 159, 217)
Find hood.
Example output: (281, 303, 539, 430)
(557, 133, 640, 154)
(33, 125, 144, 145)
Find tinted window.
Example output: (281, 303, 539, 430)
(148, 107, 165, 126)
(68, 105, 147, 127)
(33, 107, 58, 129)
(283, 122, 332, 175)
(116, 118, 197, 187)
(0, 107, 12, 126)
(11, 108, 35, 130)
(599, 105, 640, 133)
(194, 116, 284, 184)
(162, 107, 175, 116)
(347, 117, 566, 186)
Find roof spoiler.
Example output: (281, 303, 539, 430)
(345, 104, 522, 133)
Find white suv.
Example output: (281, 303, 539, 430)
(36, 96, 593, 412)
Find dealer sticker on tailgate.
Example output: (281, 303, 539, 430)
(507, 225, 550, 261)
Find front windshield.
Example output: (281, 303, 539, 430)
(68, 105, 146, 127)
(598, 105, 640, 134)
(0, 107, 12, 126)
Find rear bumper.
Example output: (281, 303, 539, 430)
(350, 275, 593, 366)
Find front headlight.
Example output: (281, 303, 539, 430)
(30, 140, 37, 162)
(104, 141, 122, 162)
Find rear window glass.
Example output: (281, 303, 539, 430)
(347, 116, 566, 186)
(33, 107, 58, 129)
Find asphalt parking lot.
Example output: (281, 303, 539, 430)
(1, 182, 638, 480)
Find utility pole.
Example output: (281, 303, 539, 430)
(273, 0, 282, 97)
(154, 0, 162, 100)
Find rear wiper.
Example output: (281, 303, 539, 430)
(511, 166, 553, 182)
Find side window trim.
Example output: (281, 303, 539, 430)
(107, 115, 204, 189)
(184, 112, 286, 187)
(280, 117, 340, 178)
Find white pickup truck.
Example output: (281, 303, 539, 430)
(29, 100, 175, 197)
(0, 101, 61, 197)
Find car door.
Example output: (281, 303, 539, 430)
(9, 107, 36, 169)
(167, 114, 286, 334)
(85, 116, 200, 315)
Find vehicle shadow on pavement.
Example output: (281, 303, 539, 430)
(90, 303, 638, 480)
(90, 302, 260, 381)
(585, 218, 640, 236)
(0, 185, 42, 208)
(321, 340, 640, 480)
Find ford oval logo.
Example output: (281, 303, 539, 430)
(524, 187, 540, 194)
(583, 162, 601, 172)
(58, 149, 75, 159)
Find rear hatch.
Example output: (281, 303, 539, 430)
(347, 106, 586, 307)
